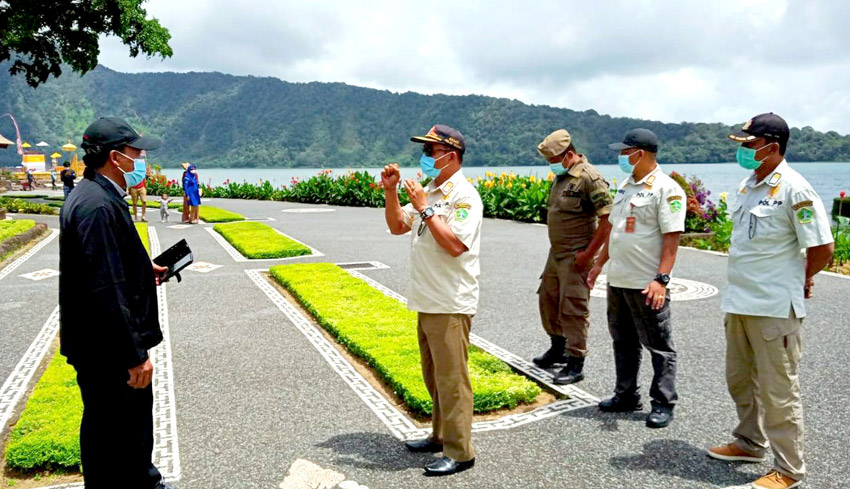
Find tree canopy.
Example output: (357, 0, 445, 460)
(0, 0, 172, 87)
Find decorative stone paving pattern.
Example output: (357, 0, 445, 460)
(19, 268, 60, 281)
(148, 227, 182, 482)
(0, 306, 60, 435)
(246, 269, 427, 441)
(589, 274, 719, 301)
(0, 228, 58, 282)
(185, 261, 222, 273)
(205, 226, 324, 263)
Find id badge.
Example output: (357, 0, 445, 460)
(625, 216, 636, 233)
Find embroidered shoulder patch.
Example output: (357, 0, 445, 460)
(666, 195, 682, 203)
(455, 209, 469, 221)
(669, 200, 682, 213)
(791, 200, 813, 211)
(797, 208, 813, 224)
(454, 202, 472, 209)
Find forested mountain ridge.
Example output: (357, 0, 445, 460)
(1, 64, 848, 168)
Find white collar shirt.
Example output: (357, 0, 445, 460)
(401, 170, 483, 314)
(722, 160, 834, 319)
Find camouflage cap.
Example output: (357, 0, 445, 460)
(537, 129, 572, 159)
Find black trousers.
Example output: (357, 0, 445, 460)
(75, 365, 162, 489)
(606, 285, 678, 407)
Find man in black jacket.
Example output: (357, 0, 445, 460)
(59, 117, 172, 489)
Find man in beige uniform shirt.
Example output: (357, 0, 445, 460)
(708, 113, 834, 489)
(534, 129, 613, 385)
(382, 124, 482, 477)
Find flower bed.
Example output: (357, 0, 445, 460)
(3, 354, 82, 471)
(198, 206, 245, 223)
(0, 197, 58, 215)
(214, 222, 311, 258)
(0, 219, 35, 243)
(269, 263, 542, 415)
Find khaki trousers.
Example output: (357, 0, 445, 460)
(129, 185, 147, 218)
(538, 252, 590, 357)
(725, 312, 805, 480)
(417, 312, 475, 462)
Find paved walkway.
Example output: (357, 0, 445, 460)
(1, 195, 848, 489)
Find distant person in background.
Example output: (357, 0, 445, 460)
(61, 161, 76, 199)
(129, 159, 152, 222)
(25, 168, 35, 190)
(50, 168, 58, 191)
(180, 162, 190, 223)
(182, 163, 201, 224)
(159, 193, 173, 223)
(708, 113, 834, 489)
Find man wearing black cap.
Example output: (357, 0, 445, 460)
(381, 124, 481, 476)
(587, 128, 685, 428)
(707, 114, 834, 489)
(59, 117, 173, 489)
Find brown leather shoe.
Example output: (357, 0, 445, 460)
(752, 471, 802, 489)
(707, 442, 767, 463)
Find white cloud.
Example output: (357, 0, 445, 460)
(97, 0, 850, 133)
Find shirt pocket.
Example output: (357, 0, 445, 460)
(629, 196, 654, 222)
(747, 205, 785, 241)
(557, 191, 583, 213)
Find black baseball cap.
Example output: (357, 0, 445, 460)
(609, 128, 659, 153)
(729, 112, 789, 143)
(80, 117, 161, 152)
(411, 124, 466, 154)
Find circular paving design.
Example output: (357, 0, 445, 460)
(590, 274, 719, 301)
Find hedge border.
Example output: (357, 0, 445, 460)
(214, 222, 311, 259)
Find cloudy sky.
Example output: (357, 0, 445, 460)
(98, 0, 850, 133)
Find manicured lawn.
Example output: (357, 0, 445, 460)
(0, 219, 36, 243)
(134, 222, 150, 255)
(269, 263, 541, 415)
(3, 354, 82, 471)
(215, 222, 311, 259)
(198, 206, 245, 223)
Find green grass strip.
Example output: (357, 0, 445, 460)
(4, 354, 82, 471)
(0, 219, 36, 243)
(126, 200, 182, 209)
(269, 263, 541, 415)
(198, 206, 245, 223)
(3, 222, 151, 471)
(215, 222, 311, 259)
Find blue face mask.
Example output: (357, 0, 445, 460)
(736, 143, 773, 170)
(419, 152, 451, 179)
(618, 150, 639, 174)
(115, 151, 148, 187)
(549, 153, 569, 176)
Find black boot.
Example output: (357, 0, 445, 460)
(533, 335, 568, 368)
(553, 356, 585, 385)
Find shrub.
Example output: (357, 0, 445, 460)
(198, 206, 245, 223)
(269, 263, 541, 415)
(4, 354, 82, 471)
(214, 222, 311, 258)
(0, 197, 58, 215)
(135, 222, 150, 255)
(0, 219, 36, 243)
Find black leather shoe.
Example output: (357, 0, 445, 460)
(424, 456, 475, 476)
(533, 335, 568, 368)
(646, 405, 674, 428)
(405, 438, 443, 453)
(598, 395, 643, 412)
(553, 356, 585, 385)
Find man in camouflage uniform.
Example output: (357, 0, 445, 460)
(533, 129, 613, 384)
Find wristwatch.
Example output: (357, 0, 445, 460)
(420, 206, 435, 220)
(654, 273, 671, 286)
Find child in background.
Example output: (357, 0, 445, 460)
(159, 194, 174, 223)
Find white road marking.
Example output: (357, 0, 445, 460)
(0, 228, 58, 282)
(0, 306, 60, 434)
(19, 268, 60, 281)
(282, 208, 336, 213)
(185, 261, 222, 273)
(279, 459, 345, 489)
(248, 268, 599, 441)
(205, 226, 323, 262)
(166, 224, 192, 229)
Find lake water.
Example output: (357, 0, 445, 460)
(163, 162, 849, 204)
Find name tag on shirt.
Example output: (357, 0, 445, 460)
(625, 216, 636, 233)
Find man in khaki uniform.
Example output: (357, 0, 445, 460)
(534, 129, 613, 385)
(381, 124, 482, 477)
(708, 113, 834, 489)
